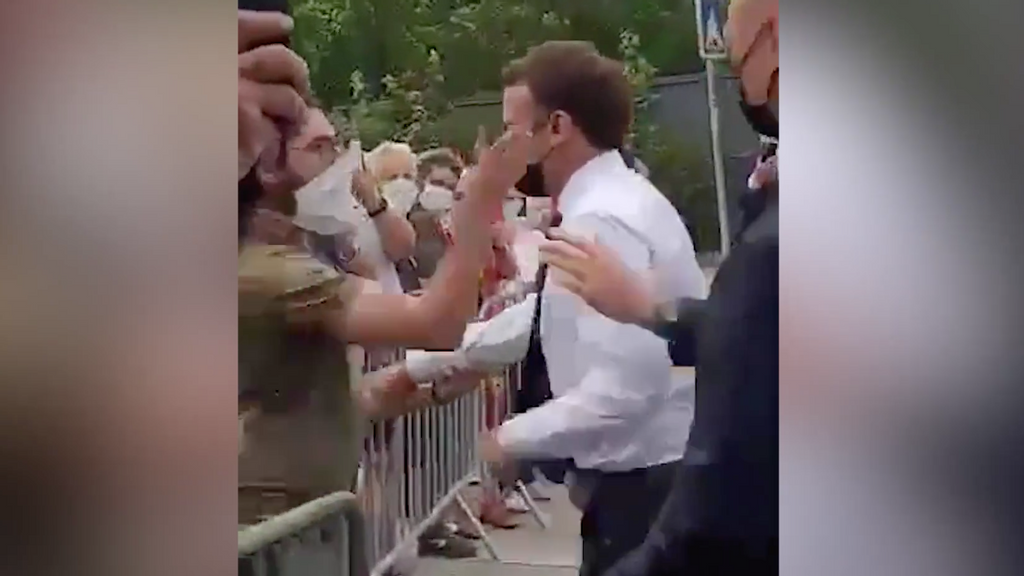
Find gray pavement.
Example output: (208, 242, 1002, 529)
(417, 485, 581, 576)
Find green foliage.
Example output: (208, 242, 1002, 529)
(293, 0, 720, 251)
(293, 0, 703, 112)
(331, 45, 451, 150)
(620, 29, 720, 251)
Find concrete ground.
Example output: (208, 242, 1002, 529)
(417, 485, 581, 576)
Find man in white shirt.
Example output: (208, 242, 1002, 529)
(480, 41, 706, 576)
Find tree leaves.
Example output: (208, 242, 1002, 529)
(293, 0, 703, 111)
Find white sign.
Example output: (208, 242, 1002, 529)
(695, 0, 728, 60)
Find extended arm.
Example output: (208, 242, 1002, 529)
(320, 132, 531, 350)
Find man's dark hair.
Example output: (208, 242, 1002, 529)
(417, 148, 463, 184)
(502, 41, 633, 151)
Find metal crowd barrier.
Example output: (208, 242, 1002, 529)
(360, 363, 546, 576)
(238, 288, 538, 576)
(238, 491, 367, 576)
(358, 289, 547, 576)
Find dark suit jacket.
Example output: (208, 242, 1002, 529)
(605, 195, 778, 576)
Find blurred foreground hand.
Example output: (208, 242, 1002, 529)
(238, 10, 310, 179)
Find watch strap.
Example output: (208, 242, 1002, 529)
(367, 196, 389, 218)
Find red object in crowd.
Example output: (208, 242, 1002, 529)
(482, 203, 518, 300)
(437, 204, 518, 303)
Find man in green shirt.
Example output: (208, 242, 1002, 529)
(239, 116, 532, 524)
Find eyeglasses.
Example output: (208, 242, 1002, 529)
(289, 136, 340, 162)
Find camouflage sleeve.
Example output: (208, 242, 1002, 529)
(239, 244, 360, 326)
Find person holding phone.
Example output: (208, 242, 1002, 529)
(351, 140, 418, 293)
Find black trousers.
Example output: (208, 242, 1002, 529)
(670, 534, 778, 576)
(578, 461, 678, 576)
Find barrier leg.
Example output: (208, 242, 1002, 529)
(513, 479, 550, 530)
(453, 488, 500, 560)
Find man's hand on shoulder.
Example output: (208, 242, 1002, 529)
(539, 228, 657, 325)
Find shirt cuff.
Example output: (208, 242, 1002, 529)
(496, 414, 536, 457)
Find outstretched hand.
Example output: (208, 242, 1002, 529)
(539, 229, 657, 325)
(473, 131, 532, 203)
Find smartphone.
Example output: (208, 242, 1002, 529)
(239, 0, 290, 20)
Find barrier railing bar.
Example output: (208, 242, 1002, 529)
(239, 492, 363, 555)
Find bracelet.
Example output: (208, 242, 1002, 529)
(366, 196, 389, 218)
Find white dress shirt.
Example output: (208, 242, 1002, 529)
(497, 150, 707, 472)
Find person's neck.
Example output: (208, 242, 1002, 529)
(546, 144, 601, 204)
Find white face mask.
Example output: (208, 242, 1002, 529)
(380, 178, 420, 216)
(294, 139, 362, 234)
(418, 184, 454, 214)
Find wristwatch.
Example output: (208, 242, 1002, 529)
(643, 300, 680, 341)
(367, 196, 389, 218)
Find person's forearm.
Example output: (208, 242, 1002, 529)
(372, 209, 417, 261)
(430, 370, 487, 404)
(356, 365, 431, 419)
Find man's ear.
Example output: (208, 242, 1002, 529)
(550, 111, 572, 145)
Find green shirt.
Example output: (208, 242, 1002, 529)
(238, 244, 362, 521)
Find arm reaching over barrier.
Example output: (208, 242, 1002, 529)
(403, 293, 535, 376)
(354, 292, 536, 417)
(356, 364, 431, 418)
(323, 132, 532, 350)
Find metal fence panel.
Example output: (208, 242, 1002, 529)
(239, 492, 366, 576)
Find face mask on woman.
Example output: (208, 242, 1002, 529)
(380, 177, 420, 217)
(418, 184, 454, 214)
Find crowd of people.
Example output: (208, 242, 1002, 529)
(238, 0, 778, 574)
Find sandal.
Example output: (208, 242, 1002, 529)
(479, 499, 519, 529)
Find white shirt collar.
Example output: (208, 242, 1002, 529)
(558, 149, 627, 217)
